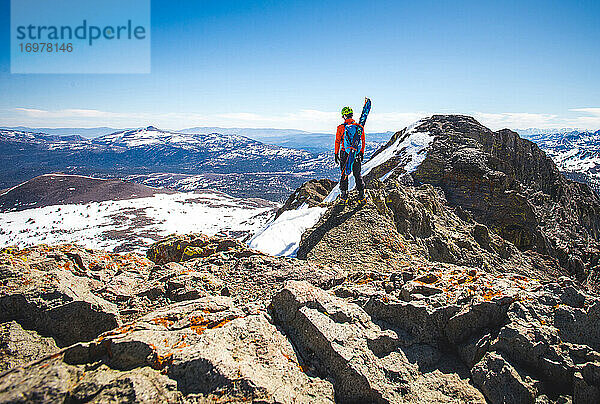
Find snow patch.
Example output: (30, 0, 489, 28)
(0, 191, 277, 254)
(248, 204, 327, 257)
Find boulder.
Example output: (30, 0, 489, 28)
(0, 245, 122, 346)
(0, 321, 59, 372)
(275, 178, 337, 219)
(146, 233, 243, 264)
(0, 358, 182, 403)
(270, 280, 485, 403)
(1, 294, 335, 403)
(471, 352, 537, 404)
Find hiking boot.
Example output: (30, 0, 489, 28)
(339, 192, 349, 204)
(357, 196, 368, 206)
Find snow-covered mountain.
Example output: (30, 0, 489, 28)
(517, 128, 581, 136)
(0, 126, 336, 201)
(520, 130, 600, 194)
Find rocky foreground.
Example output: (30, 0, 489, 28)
(0, 234, 599, 403)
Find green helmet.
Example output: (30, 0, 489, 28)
(341, 106, 353, 117)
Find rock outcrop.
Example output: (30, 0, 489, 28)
(146, 233, 346, 304)
(2, 233, 600, 403)
(271, 280, 485, 403)
(409, 116, 600, 286)
(297, 182, 564, 283)
(275, 178, 337, 219)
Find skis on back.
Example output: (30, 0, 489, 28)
(358, 97, 371, 127)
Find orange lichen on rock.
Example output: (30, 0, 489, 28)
(282, 351, 304, 372)
(482, 290, 503, 301)
(97, 324, 134, 342)
(188, 315, 239, 335)
(151, 317, 174, 328)
(189, 315, 210, 334)
(152, 352, 173, 370)
(211, 317, 237, 330)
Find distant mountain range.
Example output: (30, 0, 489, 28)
(0, 126, 340, 201)
(0, 126, 121, 138)
(0, 125, 391, 201)
(2, 125, 392, 154)
(519, 129, 600, 195)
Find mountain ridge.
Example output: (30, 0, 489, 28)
(253, 115, 600, 288)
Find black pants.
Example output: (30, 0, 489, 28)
(339, 149, 365, 198)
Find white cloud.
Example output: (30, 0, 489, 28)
(474, 109, 600, 131)
(3, 107, 600, 133)
(570, 108, 600, 116)
(473, 112, 562, 130)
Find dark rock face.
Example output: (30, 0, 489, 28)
(297, 182, 564, 282)
(275, 178, 337, 219)
(409, 115, 600, 286)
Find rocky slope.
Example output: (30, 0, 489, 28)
(1, 234, 599, 403)
(408, 116, 599, 285)
(264, 115, 600, 288)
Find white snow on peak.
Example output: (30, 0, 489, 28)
(249, 119, 435, 257)
(98, 128, 184, 147)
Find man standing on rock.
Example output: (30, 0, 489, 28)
(335, 106, 366, 204)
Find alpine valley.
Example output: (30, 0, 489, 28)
(0, 126, 388, 202)
(0, 126, 336, 202)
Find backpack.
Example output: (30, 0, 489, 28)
(343, 123, 363, 153)
(341, 123, 363, 176)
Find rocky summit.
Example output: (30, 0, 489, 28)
(1, 115, 600, 403)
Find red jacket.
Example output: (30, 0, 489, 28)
(335, 118, 365, 154)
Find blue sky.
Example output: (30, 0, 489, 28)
(1, 0, 599, 131)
